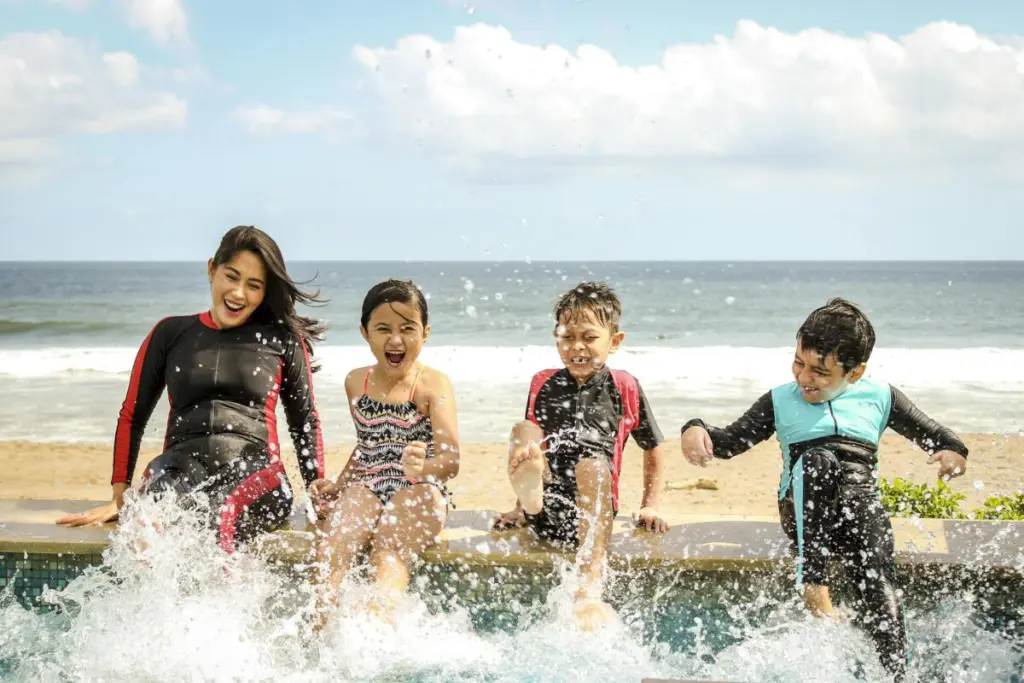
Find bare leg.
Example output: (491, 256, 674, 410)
(311, 486, 383, 631)
(507, 420, 547, 515)
(803, 584, 835, 616)
(571, 457, 616, 630)
(367, 483, 447, 621)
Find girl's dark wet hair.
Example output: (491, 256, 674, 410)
(360, 279, 429, 330)
(554, 281, 622, 331)
(797, 297, 876, 373)
(211, 226, 328, 369)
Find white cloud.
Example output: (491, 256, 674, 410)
(117, 0, 188, 45)
(0, 30, 186, 159)
(351, 21, 1024, 169)
(232, 104, 350, 135)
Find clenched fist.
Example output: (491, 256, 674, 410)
(681, 425, 715, 467)
(401, 441, 429, 480)
(308, 478, 340, 519)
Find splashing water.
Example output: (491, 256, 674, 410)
(0, 494, 1021, 682)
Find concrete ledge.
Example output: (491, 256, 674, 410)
(2, 498, 1022, 574)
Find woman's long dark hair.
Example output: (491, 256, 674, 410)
(211, 226, 328, 370)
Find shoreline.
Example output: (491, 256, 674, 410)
(4, 433, 1021, 522)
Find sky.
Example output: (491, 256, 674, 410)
(1, 0, 1022, 261)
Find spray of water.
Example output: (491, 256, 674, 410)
(0, 492, 1021, 682)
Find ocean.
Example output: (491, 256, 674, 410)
(1, 260, 1022, 449)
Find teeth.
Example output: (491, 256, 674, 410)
(224, 301, 244, 311)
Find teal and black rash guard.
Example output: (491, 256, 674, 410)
(112, 310, 325, 552)
(682, 377, 969, 494)
(682, 378, 968, 682)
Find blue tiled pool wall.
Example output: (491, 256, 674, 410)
(3, 550, 1022, 650)
(1, 551, 105, 603)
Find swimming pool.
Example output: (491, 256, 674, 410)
(1, 500, 1022, 682)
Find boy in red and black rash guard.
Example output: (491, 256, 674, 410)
(494, 281, 668, 630)
(111, 310, 324, 553)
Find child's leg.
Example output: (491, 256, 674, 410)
(835, 486, 908, 682)
(778, 446, 843, 614)
(311, 486, 383, 628)
(507, 420, 547, 514)
(571, 457, 616, 629)
(367, 483, 447, 617)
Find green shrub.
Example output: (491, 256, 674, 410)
(878, 477, 966, 519)
(972, 492, 1024, 520)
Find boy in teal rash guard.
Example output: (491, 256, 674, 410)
(680, 298, 968, 682)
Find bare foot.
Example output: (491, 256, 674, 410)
(509, 442, 546, 515)
(572, 598, 617, 631)
(803, 584, 835, 617)
(364, 590, 402, 625)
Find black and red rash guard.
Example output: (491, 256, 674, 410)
(111, 310, 325, 487)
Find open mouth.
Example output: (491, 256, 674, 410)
(570, 356, 591, 367)
(224, 300, 245, 314)
(385, 350, 406, 367)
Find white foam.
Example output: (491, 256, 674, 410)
(1, 345, 1022, 440)
(3, 344, 1024, 388)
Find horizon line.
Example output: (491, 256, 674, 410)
(2, 258, 1022, 265)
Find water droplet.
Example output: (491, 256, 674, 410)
(725, 296, 736, 305)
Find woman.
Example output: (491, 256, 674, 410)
(56, 225, 328, 554)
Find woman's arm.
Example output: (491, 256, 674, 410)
(280, 335, 326, 488)
(58, 318, 171, 525)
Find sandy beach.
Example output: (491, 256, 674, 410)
(3, 433, 1021, 522)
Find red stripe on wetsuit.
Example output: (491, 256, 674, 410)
(218, 361, 285, 554)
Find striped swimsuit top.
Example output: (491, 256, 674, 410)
(350, 365, 435, 490)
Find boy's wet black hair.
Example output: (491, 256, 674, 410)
(360, 279, 429, 330)
(797, 297, 876, 373)
(553, 281, 622, 331)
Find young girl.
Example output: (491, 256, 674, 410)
(309, 279, 460, 627)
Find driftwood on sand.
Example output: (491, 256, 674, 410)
(664, 477, 719, 491)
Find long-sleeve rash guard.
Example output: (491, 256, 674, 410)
(111, 310, 325, 488)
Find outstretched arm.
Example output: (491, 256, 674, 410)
(280, 336, 326, 488)
(682, 391, 776, 459)
(58, 319, 170, 526)
(886, 386, 968, 479)
(111, 320, 171, 486)
(886, 386, 969, 457)
(631, 380, 668, 531)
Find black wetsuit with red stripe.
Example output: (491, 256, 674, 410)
(112, 310, 325, 553)
(523, 366, 663, 545)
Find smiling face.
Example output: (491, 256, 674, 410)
(361, 300, 430, 377)
(791, 341, 866, 403)
(554, 308, 624, 383)
(206, 250, 266, 330)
